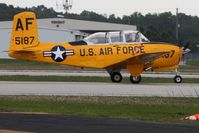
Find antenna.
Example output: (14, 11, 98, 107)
(56, 0, 73, 12)
(56, 0, 73, 17)
(63, 0, 73, 11)
(176, 8, 179, 43)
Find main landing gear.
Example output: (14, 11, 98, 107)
(108, 70, 123, 83)
(110, 72, 123, 83)
(130, 75, 142, 84)
(109, 70, 142, 84)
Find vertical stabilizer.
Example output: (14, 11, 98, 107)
(9, 12, 39, 51)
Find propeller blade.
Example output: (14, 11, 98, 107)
(183, 48, 191, 54)
(183, 42, 190, 50)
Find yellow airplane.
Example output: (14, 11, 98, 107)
(8, 12, 188, 84)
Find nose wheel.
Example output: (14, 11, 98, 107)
(130, 75, 142, 84)
(174, 75, 182, 83)
(110, 72, 123, 83)
(174, 69, 182, 83)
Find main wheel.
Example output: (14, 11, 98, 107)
(110, 72, 123, 83)
(130, 75, 141, 84)
(174, 75, 182, 83)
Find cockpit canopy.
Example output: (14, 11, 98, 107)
(84, 30, 149, 45)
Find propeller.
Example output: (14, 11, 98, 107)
(180, 41, 191, 64)
(183, 41, 191, 54)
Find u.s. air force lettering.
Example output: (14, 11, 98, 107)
(79, 45, 145, 56)
(43, 46, 74, 62)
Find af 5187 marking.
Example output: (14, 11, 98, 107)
(15, 36, 35, 45)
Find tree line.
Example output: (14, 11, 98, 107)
(0, 3, 198, 52)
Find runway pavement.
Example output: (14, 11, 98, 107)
(0, 113, 199, 133)
(0, 81, 199, 97)
(0, 70, 199, 78)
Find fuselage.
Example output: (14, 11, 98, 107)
(7, 11, 185, 83)
(9, 42, 182, 71)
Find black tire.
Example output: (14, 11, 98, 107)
(110, 72, 123, 83)
(174, 75, 182, 83)
(130, 75, 141, 84)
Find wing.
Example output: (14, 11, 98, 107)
(105, 51, 170, 69)
(141, 52, 169, 65)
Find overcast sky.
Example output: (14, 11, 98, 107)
(1, 0, 199, 17)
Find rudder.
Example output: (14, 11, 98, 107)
(9, 12, 39, 51)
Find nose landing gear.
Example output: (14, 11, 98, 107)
(174, 69, 182, 83)
(174, 75, 182, 83)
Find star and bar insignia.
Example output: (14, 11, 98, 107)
(43, 46, 74, 62)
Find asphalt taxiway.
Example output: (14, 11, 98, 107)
(0, 113, 199, 133)
(0, 81, 199, 97)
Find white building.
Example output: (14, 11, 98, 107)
(0, 18, 136, 58)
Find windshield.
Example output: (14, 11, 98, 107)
(84, 30, 149, 45)
(84, 32, 109, 44)
(125, 32, 149, 43)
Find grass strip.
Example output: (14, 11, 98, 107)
(0, 96, 199, 124)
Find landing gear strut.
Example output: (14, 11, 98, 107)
(130, 75, 142, 84)
(174, 69, 182, 83)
